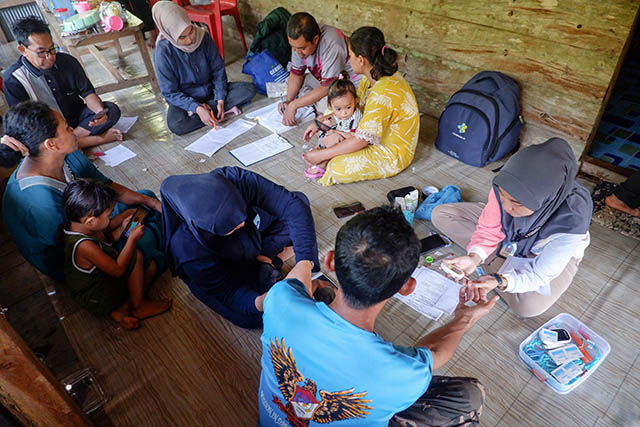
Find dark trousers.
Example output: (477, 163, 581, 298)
(167, 82, 256, 136)
(75, 101, 121, 135)
(614, 170, 640, 209)
(390, 377, 485, 427)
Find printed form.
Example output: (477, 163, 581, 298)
(394, 267, 462, 320)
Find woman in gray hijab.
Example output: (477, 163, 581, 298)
(431, 138, 593, 317)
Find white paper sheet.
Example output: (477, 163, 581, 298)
(394, 267, 462, 319)
(229, 133, 293, 166)
(245, 102, 314, 134)
(113, 116, 138, 133)
(185, 119, 256, 157)
(101, 145, 136, 167)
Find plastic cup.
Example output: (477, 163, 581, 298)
(74, 1, 91, 13)
(103, 15, 124, 32)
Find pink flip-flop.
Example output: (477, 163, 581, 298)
(304, 165, 325, 179)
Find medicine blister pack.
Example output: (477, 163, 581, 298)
(547, 344, 583, 365)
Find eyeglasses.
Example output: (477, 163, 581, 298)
(25, 45, 59, 59)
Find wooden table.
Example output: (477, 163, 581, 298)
(40, 8, 159, 95)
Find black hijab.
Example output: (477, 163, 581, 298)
(161, 172, 259, 272)
(492, 138, 593, 256)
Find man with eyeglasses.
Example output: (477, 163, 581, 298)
(3, 17, 123, 148)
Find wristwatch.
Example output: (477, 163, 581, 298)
(491, 273, 507, 291)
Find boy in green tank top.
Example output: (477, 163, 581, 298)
(62, 179, 172, 330)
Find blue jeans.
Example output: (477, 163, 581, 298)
(166, 81, 256, 135)
(76, 101, 121, 135)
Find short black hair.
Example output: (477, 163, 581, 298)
(13, 16, 51, 47)
(0, 101, 58, 168)
(287, 12, 320, 42)
(328, 72, 357, 106)
(62, 179, 116, 223)
(334, 205, 421, 309)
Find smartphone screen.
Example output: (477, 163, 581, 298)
(311, 272, 338, 289)
(551, 328, 571, 342)
(333, 202, 365, 218)
(420, 234, 448, 253)
(123, 207, 149, 238)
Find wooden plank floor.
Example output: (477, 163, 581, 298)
(1, 33, 639, 426)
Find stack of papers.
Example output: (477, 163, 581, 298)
(113, 116, 138, 134)
(245, 102, 314, 134)
(230, 134, 293, 166)
(393, 267, 462, 320)
(185, 119, 256, 157)
(101, 145, 136, 167)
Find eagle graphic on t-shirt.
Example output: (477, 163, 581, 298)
(268, 337, 373, 426)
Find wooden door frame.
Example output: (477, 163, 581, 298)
(0, 310, 91, 426)
(579, 6, 640, 182)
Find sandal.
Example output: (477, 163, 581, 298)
(304, 165, 326, 179)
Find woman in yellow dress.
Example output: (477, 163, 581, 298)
(302, 26, 420, 186)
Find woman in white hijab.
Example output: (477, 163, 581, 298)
(152, 1, 255, 135)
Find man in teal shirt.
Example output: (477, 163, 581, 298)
(258, 206, 498, 426)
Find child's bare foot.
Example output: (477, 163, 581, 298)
(111, 311, 140, 330)
(605, 194, 640, 217)
(301, 151, 315, 167)
(132, 298, 173, 319)
(302, 149, 328, 167)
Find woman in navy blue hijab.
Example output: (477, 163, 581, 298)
(160, 167, 319, 329)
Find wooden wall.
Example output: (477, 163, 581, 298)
(238, 0, 640, 157)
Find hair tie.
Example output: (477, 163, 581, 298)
(338, 73, 345, 80)
(381, 45, 388, 55)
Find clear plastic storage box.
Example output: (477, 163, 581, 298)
(518, 312, 610, 394)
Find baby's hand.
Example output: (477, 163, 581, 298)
(128, 223, 146, 242)
(303, 123, 318, 142)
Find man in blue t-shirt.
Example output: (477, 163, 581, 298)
(258, 206, 499, 426)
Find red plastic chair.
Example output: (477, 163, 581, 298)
(172, 0, 247, 60)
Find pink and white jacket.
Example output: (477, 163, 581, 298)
(468, 191, 590, 295)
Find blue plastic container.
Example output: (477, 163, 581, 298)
(47, 0, 76, 16)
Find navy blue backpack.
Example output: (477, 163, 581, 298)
(435, 71, 522, 167)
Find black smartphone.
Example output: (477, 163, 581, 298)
(333, 201, 365, 218)
(387, 186, 417, 204)
(311, 272, 338, 289)
(311, 272, 337, 304)
(123, 206, 150, 238)
(315, 118, 333, 133)
(92, 107, 109, 121)
(420, 234, 449, 253)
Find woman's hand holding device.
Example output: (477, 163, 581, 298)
(443, 254, 481, 277)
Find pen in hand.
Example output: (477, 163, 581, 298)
(210, 110, 217, 130)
